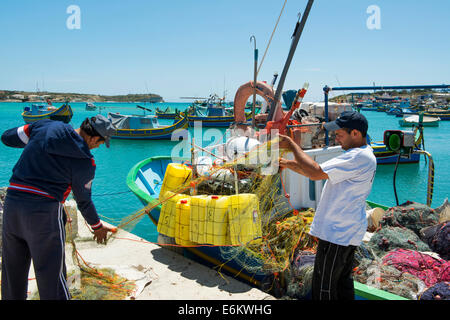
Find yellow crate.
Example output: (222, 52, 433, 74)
(157, 191, 187, 237)
(228, 194, 262, 245)
(159, 163, 192, 202)
(189, 195, 209, 244)
(175, 197, 197, 246)
(204, 195, 231, 246)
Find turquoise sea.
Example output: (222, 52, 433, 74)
(0, 102, 448, 242)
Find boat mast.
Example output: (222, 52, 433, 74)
(266, 0, 314, 122)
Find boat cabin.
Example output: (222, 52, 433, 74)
(108, 113, 161, 129)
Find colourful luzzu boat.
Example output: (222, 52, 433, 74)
(108, 112, 188, 140)
(22, 102, 73, 124)
(183, 105, 253, 127)
(155, 106, 179, 119)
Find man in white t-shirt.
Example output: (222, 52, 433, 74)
(278, 111, 376, 300)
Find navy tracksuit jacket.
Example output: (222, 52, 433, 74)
(1, 119, 103, 300)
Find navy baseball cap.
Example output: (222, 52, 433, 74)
(323, 111, 368, 136)
(89, 114, 116, 148)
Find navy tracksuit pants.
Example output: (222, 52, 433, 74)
(1, 191, 71, 300)
(311, 239, 356, 300)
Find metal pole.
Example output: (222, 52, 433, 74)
(267, 0, 314, 122)
(324, 85, 330, 146)
(250, 36, 258, 128)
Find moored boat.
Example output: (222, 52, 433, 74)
(108, 112, 188, 140)
(155, 106, 179, 119)
(22, 102, 73, 124)
(371, 141, 420, 164)
(424, 108, 450, 120)
(183, 105, 253, 127)
(86, 102, 97, 111)
(399, 114, 440, 127)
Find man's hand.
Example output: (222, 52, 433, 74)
(93, 225, 115, 245)
(277, 133, 294, 150)
(279, 157, 292, 170)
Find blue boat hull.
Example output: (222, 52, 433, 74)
(371, 141, 420, 164)
(22, 104, 73, 124)
(111, 116, 188, 140)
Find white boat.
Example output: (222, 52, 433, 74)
(399, 114, 440, 127)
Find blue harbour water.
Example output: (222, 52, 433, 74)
(0, 102, 448, 242)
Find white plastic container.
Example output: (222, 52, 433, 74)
(300, 102, 352, 121)
(281, 146, 343, 209)
(63, 199, 79, 242)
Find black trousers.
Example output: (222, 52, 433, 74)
(1, 192, 71, 300)
(311, 238, 356, 300)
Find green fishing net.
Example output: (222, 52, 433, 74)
(367, 226, 431, 255)
(379, 201, 440, 236)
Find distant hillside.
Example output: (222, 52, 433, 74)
(0, 90, 164, 103)
(329, 89, 450, 103)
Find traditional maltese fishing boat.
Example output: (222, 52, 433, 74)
(108, 112, 188, 140)
(22, 101, 73, 124)
(183, 105, 253, 127)
(155, 106, 179, 119)
(85, 102, 97, 111)
(399, 114, 440, 127)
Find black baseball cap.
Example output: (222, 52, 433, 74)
(323, 111, 368, 136)
(89, 114, 116, 148)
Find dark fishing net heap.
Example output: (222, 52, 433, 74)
(419, 221, 450, 260)
(419, 281, 450, 300)
(366, 226, 431, 255)
(379, 201, 440, 235)
(285, 249, 315, 299)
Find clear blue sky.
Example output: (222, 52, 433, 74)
(0, 0, 449, 101)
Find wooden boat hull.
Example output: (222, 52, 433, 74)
(22, 103, 73, 124)
(126, 156, 408, 300)
(111, 116, 188, 140)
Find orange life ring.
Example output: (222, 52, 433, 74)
(233, 81, 284, 124)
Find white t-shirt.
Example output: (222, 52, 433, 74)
(309, 145, 377, 246)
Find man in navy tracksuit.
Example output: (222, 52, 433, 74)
(1, 115, 115, 300)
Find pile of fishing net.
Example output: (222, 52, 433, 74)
(67, 267, 137, 300)
(353, 256, 427, 300)
(27, 266, 137, 300)
(419, 281, 450, 300)
(365, 199, 449, 259)
(354, 199, 450, 299)
(285, 249, 315, 299)
(382, 249, 450, 287)
(378, 200, 441, 235)
(366, 226, 431, 255)
(420, 221, 450, 260)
